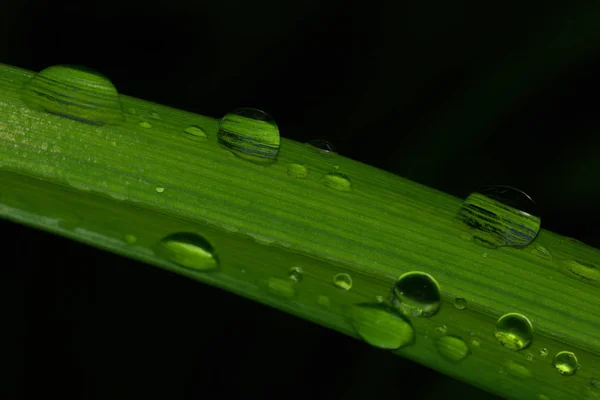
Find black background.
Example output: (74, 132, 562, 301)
(3, 1, 600, 399)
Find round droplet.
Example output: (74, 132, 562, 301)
(453, 297, 467, 310)
(287, 163, 308, 179)
(124, 234, 137, 244)
(139, 121, 152, 128)
(435, 336, 470, 363)
(553, 351, 579, 376)
(392, 271, 441, 318)
(155, 187, 165, 193)
(157, 232, 219, 271)
(435, 325, 448, 334)
(21, 65, 124, 125)
(333, 273, 352, 291)
(288, 266, 303, 283)
(348, 303, 414, 350)
(322, 172, 352, 192)
(526, 352, 534, 361)
(184, 125, 208, 139)
(494, 313, 533, 351)
(264, 276, 296, 298)
(307, 139, 336, 156)
(317, 295, 330, 307)
(559, 259, 600, 287)
(471, 337, 481, 347)
(218, 108, 280, 164)
(457, 185, 541, 248)
(505, 360, 532, 379)
(539, 348, 548, 357)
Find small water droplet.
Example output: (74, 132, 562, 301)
(435, 325, 448, 334)
(453, 297, 467, 310)
(435, 336, 470, 363)
(288, 266, 303, 283)
(139, 121, 152, 128)
(531, 244, 552, 260)
(218, 108, 280, 164)
(559, 259, 600, 287)
(184, 125, 208, 139)
(156, 187, 165, 193)
(21, 65, 124, 125)
(333, 165, 340, 170)
(333, 273, 352, 291)
(150, 111, 160, 119)
(287, 163, 308, 179)
(322, 172, 352, 192)
(539, 348, 548, 357)
(157, 232, 219, 271)
(375, 295, 384, 303)
(307, 139, 336, 156)
(348, 303, 414, 350)
(471, 337, 481, 347)
(124, 234, 137, 244)
(494, 313, 533, 351)
(392, 271, 441, 318)
(505, 360, 532, 379)
(240, 268, 246, 274)
(317, 295, 330, 307)
(482, 252, 488, 258)
(553, 351, 579, 376)
(526, 352, 534, 361)
(264, 276, 296, 298)
(457, 185, 541, 248)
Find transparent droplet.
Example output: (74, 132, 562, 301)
(471, 337, 481, 347)
(263, 276, 296, 298)
(184, 125, 208, 139)
(553, 351, 579, 376)
(392, 271, 441, 318)
(453, 297, 467, 310)
(322, 172, 352, 192)
(348, 303, 414, 350)
(155, 187, 165, 193)
(139, 121, 152, 128)
(435, 325, 448, 334)
(157, 232, 219, 271)
(559, 259, 600, 287)
(287, 163, 308, 179)
(531, 244, 552, 260)
(539, 348, 548, 357)
(494, 313, 533, 351)
(435, 336, 469, 363)
(333, 273, 352, 291)
(307, 139, 336, 156)
(317, 295, 330, 307)
(375, 295, 384, 303)
(288, 266, 303, 283)
(457, 185, 541, 248)
(526, 352, 534, 361)
(21, 64, 124, 125)
(124, 234, 137, 244)
(505, 360, 532, 379)
(218, 108, 280, 164)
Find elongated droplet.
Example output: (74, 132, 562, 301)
(21, 65, 124, 125)
(505, 360, 532, 379)
(553, 351, 579, 376)
(287, 163, 308, 179)
(392, 271, 441, 317)
(559, 259, 600, 287)
(348, 303, 414, 350)
(184, 125, 208, 139)
(531, 244, 552, 260)
(494, 313, 533, 351)
(218, 108, 280, 164)
(322, 172, 352, 192)
(457, 185, 541, 248)
(157, 232, 219, 271)
(453, 297, 467, 310)
(307, 139, 337, 156)
(333, 273, 352, 290)
(436, 336, 469, 363)
(288, 266, 303, 283)
(264, 276, 296, 298)
(139, 121, 152, 128)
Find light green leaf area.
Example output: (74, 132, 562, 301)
(1, 63, 599, 400)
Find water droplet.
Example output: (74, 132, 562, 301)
(375, 295, 384, 303)
(453, 297, 467, 310)
(150, 111, 160, 119)
(333, 273, 352, 291)
(218, 108, 280, 164)
(287, 163, 308, 179)
(559, 259, 600, 287)
(526, 352, 534, 361)
(471, 337, 481, 347)
(504, 360, 532, 379)
(157, 232, 219, 271)
(264, 276, 296, 298)
(553, 351, 579, 376)
(457, 185, 541, 248)
(139, 121, 152, 128)
(392, 271, 441, 318)
(288, 266, 303, 283)
(307, 139, 336, 156)
(531, 244, 552, 260)
(184, 125, 208, 139)
(317, 295, 330, 307)
(155, 187, 165, 193)
(21, 65, 124, 125)
(435, 336, 469, 363)
(482, 252, 488, 258)
(348, 303, 414, 350)
(124, 234, 137, 244)
(333, 165, 340, 170)
(494, 313, 533, 351)
(539, 348, 548, 357)
(322, 172, 352, 192)
(435, 325, 448, 334)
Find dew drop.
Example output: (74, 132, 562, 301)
(157, 232, 219, 271)
(155, 187, 165, 193)
(287, 163, 308, 179)
(435, 325, 448, 334)
(505, 360, 532, 379)
(453, 297, 467, 310)
(539, 348, 548, 357)
(264, 276, 296, 298)
(218, 108, 280, 164)
(288, 266, 303, 283)
(333, 273, 352, 291)
(375, 295, 384, 303)
(124, 234, 137, 244)
(457, 185, 541, 248)
(559, 259, 600, 287)
(531, 244, 552, 260)
(307, 139, 336, 156)
(322, 172, 352, 192)
(139, 121, 152, 128)
(184, 125, 208, 139)
(317, 295, 330, 307)
(471, 337, 481, 347)
(525, 352, 534, 361)
(553, 351, 579, 376)
(392, 271, 441, 318)
(494, 313, 533, 351)
(348, 303, 414, 350)
(435, 336, 470, 363)
(21, 65, 124, 125)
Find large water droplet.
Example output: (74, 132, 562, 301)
(348, 303, 414, 350)
(333, 273, 352, 290)
(264, 276, 296, 298)
(287, 163, 308, 179)
(307, 139, 336, 156)
(453, 297, 467, 310)
(184, 125, 208, 139)
(157, 232, 219, 271)
(457, 186, 541, 248)
(288, 266, 303, 283)
(21, 65, 124, 125)
(494, 313, 533, 351)
(218, 108, 280, 164)
(435, 336, 470, 363)
(322, 172, 352, 192)
(559, 259, 600, 287)
(392, 272, 441, 317)
(505, 360, 532, 379)
(553, 351, 579, 376)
